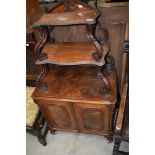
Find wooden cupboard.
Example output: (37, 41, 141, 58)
(32, 65, 117, 141)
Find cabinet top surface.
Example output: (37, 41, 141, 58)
(33, 1, 100, 27)
(32, 66, 117, 104)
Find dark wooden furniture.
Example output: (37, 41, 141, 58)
(113, 80, 129, 154)
(32, 65, 117, 141)
(47, 5, 129, 91)
(26, 86, 48, 146)
(113, 22, 129, 153)
(26, 0, 43, 84)
(26, 111, 49, 146)
(31, 0, 117, 142)
(26, 0, 56, 85)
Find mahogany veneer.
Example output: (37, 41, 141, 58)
(33, 0, 100, 27)
(31, 0, 117, 142)
(32, 66, 117, 139)
(36, 43, 109, 66)
(33, 10, 99, 26)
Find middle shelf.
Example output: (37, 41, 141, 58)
(36, 42, 109, 66)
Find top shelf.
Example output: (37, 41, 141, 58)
(33, 0, 100, 27)
(33, 10, 99, 26)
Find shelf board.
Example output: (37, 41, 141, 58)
(32, 66, 117, 104)
(36, 42, 109, 66)
(33, 10, 99, 26)
(33, 1, 100, 27)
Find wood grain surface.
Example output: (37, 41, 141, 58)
(33, 0, 100, 27)
(33, 10, 99, 26)
(36, 42, 109, 66)
(32, 65, 117, 104)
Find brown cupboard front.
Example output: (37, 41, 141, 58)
(37, 99, 115, 136)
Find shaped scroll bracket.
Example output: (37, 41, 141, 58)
(34, 26, 55, 61)
(86, 24, 110, 63)
(97, 66, 111, 94)
(96, 23, 109, 44)
(36, 64, 49, 91)
(86, 24, 103, 61)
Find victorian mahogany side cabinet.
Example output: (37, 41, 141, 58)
(31, 0, 117, 142)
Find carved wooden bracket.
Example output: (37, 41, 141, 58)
(97, 67, 111, 94)
(96, 23, 109, 43)
(86, 24, 102, 61)
(34, 26, 55, 61)
(86, 23, 110, 63)
(36, 64, 49, 90)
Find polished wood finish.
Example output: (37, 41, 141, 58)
(113, 81, 129, 154)
(33, 1, 109, 64)
(32, 66, 117, 140)
(33, 0, 99, 27)
(31, 1, 118, 142)
(36, 42, 109, 66)
(34, 24, 109, 64)
(33, 66, 117, 104)
(47, 6, 128, 89)
(120, 23, 129, 95)
(115, 82, 128, 135)
(74, 103, 114, 135)
(33, 10, 99, 26)
(37, 100, 78, 132)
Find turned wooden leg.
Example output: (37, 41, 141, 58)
(113, 137, 121, 153)
(37, 121, 49, 146)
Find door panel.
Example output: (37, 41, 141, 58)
(73, 103, 112, 135)
(38, 100, 78, 131)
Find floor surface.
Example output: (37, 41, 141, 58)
(26, 131, 128, 155)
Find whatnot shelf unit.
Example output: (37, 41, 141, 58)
(32, 0, 117, 142)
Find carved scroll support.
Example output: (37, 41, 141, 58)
(86, 24, 102, 61)
(97, 66, 111, 94)
(96, 23, 109, 43)
(36, 64, 49, 90)
(34, 26, 55, 61)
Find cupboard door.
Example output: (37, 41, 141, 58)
(73, 103, 113, 135)
(38, 100, 78, 131)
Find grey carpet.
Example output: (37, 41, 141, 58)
(27, 131, 128, 155)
